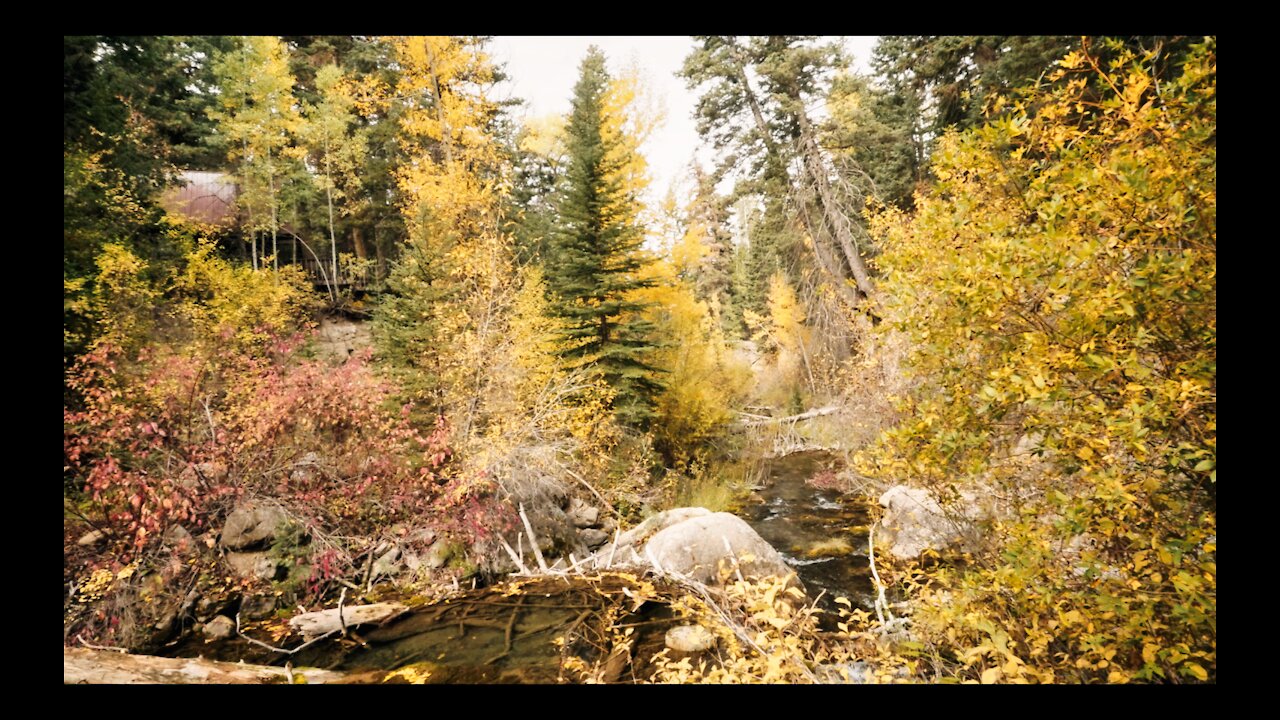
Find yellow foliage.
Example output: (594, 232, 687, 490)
(380, 36, 518, 443)
(172, 239, 312, 347)
(86, 243, 160, 351)
(860, 38, 1215, 683)
(637, 257, 750, 465)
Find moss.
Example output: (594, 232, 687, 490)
(806, 538, 854, 558)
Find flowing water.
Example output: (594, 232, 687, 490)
(737, 450, 875, 615)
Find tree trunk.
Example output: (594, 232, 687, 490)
(796, 111, 877, 302)
(63, 648, 355, 684)
(325, 137, 339, 291)
(724, 46, 873, 305)
(269, 152, 279, 273)
(352, 226, 368, 261)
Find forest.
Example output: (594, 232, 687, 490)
(63, 35, 1215, 684)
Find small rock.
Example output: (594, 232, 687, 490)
(220, 502, 286, 550)
(568, 498, 601, 529)
(225, 551, 277, 581)
(196, 596, 231, 622)
(152, 608, 179, 635)
(372, 546, 404, 578)
(422, 541, 453, 569)
(814, 662, 875, 684)
(77, 529, 106, 546)
(202, 615, 235, 641)
(665, 624, 716, 654)
(164, 524, 193, 549)
(579, 528, 610, 550)
(240, 593, 276, 620)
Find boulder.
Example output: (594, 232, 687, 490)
(579, 528, 609, 550)
(240, 593, 277, 620)
(202, 615, 235, 641)
(225, 551, 277, 581)
(642, 511, 796, 587)
(877, 485, 987, 559)
(220, 502, 285, 550)
(567, 497, 601, 529)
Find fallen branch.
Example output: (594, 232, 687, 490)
(740, 405, 840, 427)
(289, 602, 407, 640)
(236, 612, 337, 656)
(519, 503, 549, 573)
(498, 534, 530, 575)
(76, 635, 127, 653)
(868, 523, 895, 626)
(561, 466, 619, 520)
(64, 648, 351, 684)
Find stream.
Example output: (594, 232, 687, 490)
(164, 450, 872, 682)
(738, 450, 875, 617)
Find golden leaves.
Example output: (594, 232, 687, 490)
(861, 38, 1215, 685)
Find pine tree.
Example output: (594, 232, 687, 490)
(547, 47, 662, 428)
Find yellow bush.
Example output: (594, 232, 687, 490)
(172, 238, 312, 346)
(860, 38, 1215, 682)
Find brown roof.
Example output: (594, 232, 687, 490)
(160, 171, 238, 226)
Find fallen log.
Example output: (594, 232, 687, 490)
(738, 405, 841, 427)
(63, 648, 350, 684)
(289, 602, 407, 640)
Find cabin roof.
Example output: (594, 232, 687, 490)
(160, 170, 238, 226)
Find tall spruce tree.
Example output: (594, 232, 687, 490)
(548, 47, 662, 428)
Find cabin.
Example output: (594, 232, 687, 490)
(159, 170, 384, 294)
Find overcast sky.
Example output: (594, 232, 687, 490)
(488, 36, 878, 207)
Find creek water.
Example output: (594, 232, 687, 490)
(737, 450, 876, 616)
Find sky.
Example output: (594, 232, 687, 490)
(488, 36, 878, 207)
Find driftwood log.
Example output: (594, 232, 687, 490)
(63, 648, 352, 684)
(738, 405, 840, 427)
(288, 602, 407, 640)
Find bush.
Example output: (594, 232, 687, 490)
(860, 38, 1215, 682)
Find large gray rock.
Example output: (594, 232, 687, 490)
(220, 502, 286, 550)
(877, 486, 986, 559)
(643, 511, 796, 587)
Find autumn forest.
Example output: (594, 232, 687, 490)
(63, 35, 1215, 684)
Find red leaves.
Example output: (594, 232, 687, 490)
(66, 326, 461, 561)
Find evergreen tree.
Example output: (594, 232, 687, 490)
(548, 47, 662, 428)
